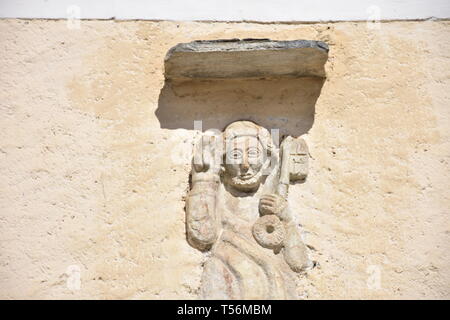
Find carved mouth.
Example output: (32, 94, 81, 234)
(239, 173, 255, 180)
(227, 169, 264, 192)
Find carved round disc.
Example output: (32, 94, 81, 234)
(252, 215, 285, 249)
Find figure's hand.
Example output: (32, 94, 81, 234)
(192, 134, 221, 176)
(259, 194, 289, 220)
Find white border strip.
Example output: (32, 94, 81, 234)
(0, 0, 449, 21)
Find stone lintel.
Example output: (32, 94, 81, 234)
(164, 39, 329, 80)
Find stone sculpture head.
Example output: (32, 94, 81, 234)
(221, 121, 273, 192)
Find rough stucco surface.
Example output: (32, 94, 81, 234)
(0, 19, 449, 299)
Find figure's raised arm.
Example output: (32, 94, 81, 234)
(186, 134, 221, 251)
(277, 137, 311, 272)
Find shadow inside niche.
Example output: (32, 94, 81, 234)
(155, 77, 324, 138)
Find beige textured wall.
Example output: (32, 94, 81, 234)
(0, 19, 449, 299)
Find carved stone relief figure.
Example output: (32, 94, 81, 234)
(186, 120, 311, 299)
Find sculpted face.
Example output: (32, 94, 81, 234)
(224, 135, 266, 192)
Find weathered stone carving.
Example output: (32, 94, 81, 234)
(186, 121, 311, 299)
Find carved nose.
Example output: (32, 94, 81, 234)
(241, 156, 250, 171)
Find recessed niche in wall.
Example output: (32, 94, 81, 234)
(156, 38, 329, 300)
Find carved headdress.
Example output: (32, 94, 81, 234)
(222, 120, 274, 155)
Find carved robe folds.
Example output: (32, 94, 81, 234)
(186, 121, 311, 299)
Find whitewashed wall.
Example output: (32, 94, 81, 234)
(1, 0, 450, 21)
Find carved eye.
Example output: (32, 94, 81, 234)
(228, 149, 242, 160)
(247, 147, 260, 158)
